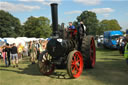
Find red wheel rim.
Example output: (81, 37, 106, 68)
(39, 53, 54, 75)
(71, 51, 83, 78)
(90, 38, 96, 67)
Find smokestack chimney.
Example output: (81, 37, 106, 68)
(51, 3, 58, 36)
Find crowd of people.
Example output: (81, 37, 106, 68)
(0, 43, 19, 67)
(119, 36, 128, 65)
(0, 39, 48, 67)
(28, 40, 48, 64)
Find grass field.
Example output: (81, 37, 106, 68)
(0, 48, 128, 85)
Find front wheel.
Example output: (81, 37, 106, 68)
(67, 50, 83, 78)
(38, 51, 55, 75)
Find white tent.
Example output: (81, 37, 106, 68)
(3, 38, 25, 46)
(2, 37, 46, 46)
(15, 38, 25, 46)
(3, 38, 16, 45)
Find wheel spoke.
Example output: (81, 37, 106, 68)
(47, 65, 51, 72)
(72, 60, 74, 63)
(72, 67, 76, 73)
(40, 66, 43, 72)
(74, 53, 79, 61)
(76, 59, 80, 63)
(45, 55, 48, 60)
(45, 65, 48, 72)
(72, 62, 75, 65)
(72, 58, 76, 63)
(42, 64, 47, 73)
(74, 53, 77, 57)
(74, 55, 76, 62)
(76, 55, 79, 61)
(47, 55, 49, 60)
(40, 64, 43, 70)
(75, 64, 79, 72)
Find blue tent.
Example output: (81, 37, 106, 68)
(0, 39, 6, 46)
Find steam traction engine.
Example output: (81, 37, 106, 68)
(38, 3, 96, 78)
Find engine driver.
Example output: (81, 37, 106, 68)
(67, 22, 77, 40)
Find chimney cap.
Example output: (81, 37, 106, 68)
(51, 3, 58, 6)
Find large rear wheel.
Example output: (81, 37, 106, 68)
(67, 50, 83, 78)
(38, 51, 55, 75)
(81, 35, 96, 68)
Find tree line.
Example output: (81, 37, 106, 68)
(0, 10, 122, 38)
(0, 10, 51, 38)
(73, 11, 122, 36)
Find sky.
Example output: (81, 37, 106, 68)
(0, 0, 128, 31)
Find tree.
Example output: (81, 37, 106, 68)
(0, 10, 21, 37)
(100, 19, 122, 32)
(73, 21, 78, 28)
(96, 22, 104, 35)
(23, 16, 52, 38)
(76, 11, 99, 35)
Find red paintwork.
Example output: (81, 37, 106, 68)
(71, 51, 83, 78)
(90, 38, 96, 68)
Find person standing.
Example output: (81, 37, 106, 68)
(124, 42, 128, 65)
(23, 42, 28, 56)
(38, 40, 43, 57)
(29, 41, 37, 64)
(5, 43, 11, 67)
(35, 41, 39, 60)
(80, 21, 86, 36)
(28, 42, 31, 57)
(2, 46, 7, 67)
(11, 43, 18, 68)
(42, 40, 48, 51)
(18, 43, 24, 60)
(39, 40, 43, 51)
(0, 47, 2, 59)
(77, 21, 86, 51)
(97, 38, 101, 47)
